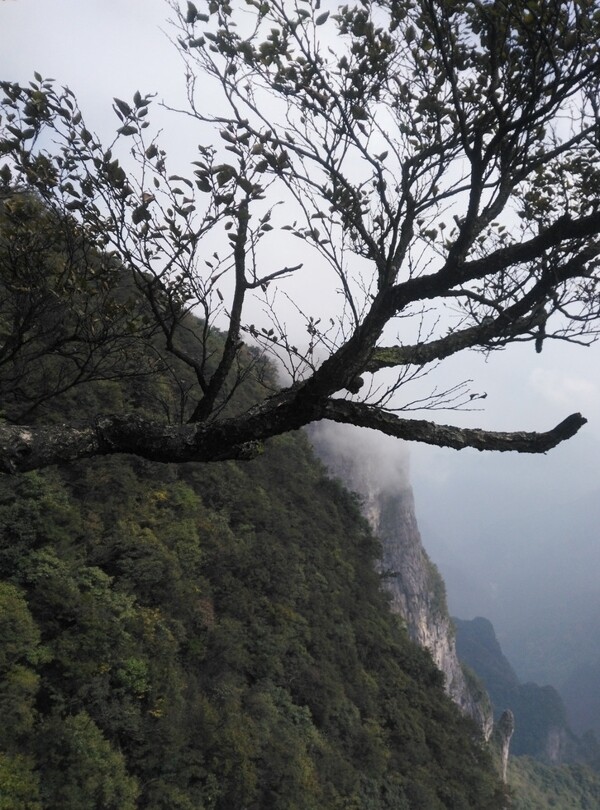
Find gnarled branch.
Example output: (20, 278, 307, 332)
(322, 399, 587, 453)
(0, 397, 587, 475)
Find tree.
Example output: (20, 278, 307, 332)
(0, 0, 599, 473)
(0, 191, 164, 421)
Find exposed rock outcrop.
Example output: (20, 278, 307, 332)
(310, 424, 493, 738)
(495, 709, 515, 782)
(455, 616, 584, 764)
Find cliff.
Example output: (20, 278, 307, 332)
(455, 616, 584, 764)
(310, 423, 493, 738)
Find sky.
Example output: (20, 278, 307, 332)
(2, 0, 600, 691)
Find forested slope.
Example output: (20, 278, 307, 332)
(0, 420, 506, 809)
(508, 757, 600, 809)
(0, 192, 507, 808)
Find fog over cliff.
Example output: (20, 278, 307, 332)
(309, 421, 411, 496)
(311, 406, 600, 734)
(412, 430, 600, 692)
(4, 0, 600, 733)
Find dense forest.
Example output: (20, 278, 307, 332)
(4, 0, 600, 799)
(0, 424, 508, 810)
(2, 188, 600, 808)
(508, 757, 600, 809)
(0, 193, 509, 808)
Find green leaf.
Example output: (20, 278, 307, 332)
(186, 1, 198, 23)
(315, 10, 329, 25)
(132, 205, 152, 225)
(113, 98, 132, 118)
(117, 125, 137, 136)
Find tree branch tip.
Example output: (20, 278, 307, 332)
(556, 412, 587, 436)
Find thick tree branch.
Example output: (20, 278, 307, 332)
(366, 313, 543, 371)
(0, 396, 587, 474)
(0, 416, 264, 474)
(390, 212, 600, 314)
(300, 217, 600, 401)
(367, 240, 600, 372)
(322, 400, 587, 453)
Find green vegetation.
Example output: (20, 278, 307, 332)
(455, 615, 600, 807)
(424, 556, 449, 622)
(0, 429, 507, 808)
(0, 188, 594, 809)
(508, 757, 600, 809)
(2, 0, 600, 795)
(0, 194, 507, 807)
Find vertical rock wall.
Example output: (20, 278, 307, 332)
(310, 424, 493, 738)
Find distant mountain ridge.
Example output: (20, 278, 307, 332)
(454, 616, 586, 764)
(412, 444, 600, 727)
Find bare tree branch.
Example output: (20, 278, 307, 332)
(0, 0, 599, 472)
(0, 403, 587, 474)
(322, 400, 587, 453)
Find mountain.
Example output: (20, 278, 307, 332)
(0, 195, 506, 808)
(454, 616, 584, 763)
(308, 426, 600, 807)
(508, 756, 600, 809)
(412, 443, 600, 718)
(310, 422, 493, 738)
(0, 428, 509, 808)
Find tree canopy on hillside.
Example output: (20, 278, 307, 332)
(1, 0, 599, 472)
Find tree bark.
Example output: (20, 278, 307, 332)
(322, 400, 587, 453)
(0, 404, 587, 474)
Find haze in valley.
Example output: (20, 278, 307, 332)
(3, 0, 599, 731)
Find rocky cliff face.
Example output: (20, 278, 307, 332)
(373, 485, 492, 731)
(310, 424, 493, 738)
(455, 616, 585, 764)
(495, 709, 515, 782)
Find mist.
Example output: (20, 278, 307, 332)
(309, 421, 411, 497)
(311, 385, 600, 713)
(411, 429, 600, 686)
(4, 0, 600, 730)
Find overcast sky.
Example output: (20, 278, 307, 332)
(3, 0, 599, 687)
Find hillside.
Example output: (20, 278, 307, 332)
(0, 196, 506, 809)
(0, 425, 508, 809)
(454, 616, 583, 762)
(454, 617, 600, 807)
(507, 757, 600, 809)
(311, 422, 493, 737)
